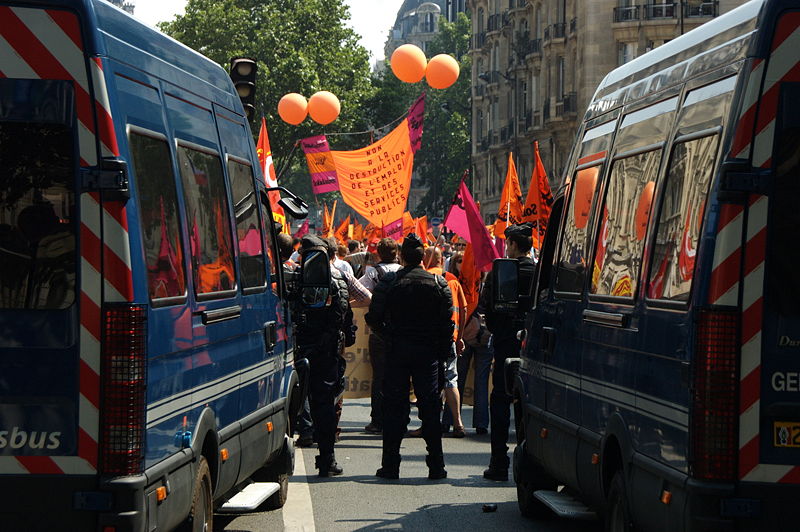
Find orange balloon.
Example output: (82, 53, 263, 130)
(425, 54, 460, 89)
(278, 93, 308, 125)
(573, 167, 598, 229)
(308, 91, 341, 125)
(635, 181, 655, 241)
(391, 44, 427, 84)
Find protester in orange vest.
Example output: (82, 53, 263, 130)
(423, 245, 467, 438)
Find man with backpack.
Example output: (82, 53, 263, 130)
(358, 238, 401, 434)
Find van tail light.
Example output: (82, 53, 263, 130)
(100, 304, 147, 476)
(690, 308, 739, 482)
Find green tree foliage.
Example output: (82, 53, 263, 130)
(160, 0, 375, 200)
(364, 13, 472, 219)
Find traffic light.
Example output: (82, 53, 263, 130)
(229, 56, 257, 119)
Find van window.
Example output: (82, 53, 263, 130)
(176, 144, 236, 296)
(647, 134, 719, 301)
(227, 158, 266, 289)
(0, 121, 76, 309)
(591, 149, 663, 298)
(766, 83, 800, 315)
(555, 165, 600, 293)
(130, 131, 187, 302)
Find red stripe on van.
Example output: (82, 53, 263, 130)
(739, 436, 760, 478)
(717, 203, 742, 233)
(91, 58, 120, 157)
(708, 248, 741, 303)
(80, 224, 102, 271)
(79, 360, 100, 409)
(754, 80, 780, 135)
(16, 457, 64, 475)
(46, 8, 82, 50)
(730, 102, 758, 158)
(739, 366, 761, 414)
(102, 201, 129, 231)
(78, 428, 98, 467)
(103, 244, 134, 300)
(771, 12, 800, 52)
(744, 227, 767, 276)
(741, 298, 763, 346)
(779, 466, 800, 483)
(80, 292, 101, 341)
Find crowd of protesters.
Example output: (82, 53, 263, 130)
(281, 223, 536, 479)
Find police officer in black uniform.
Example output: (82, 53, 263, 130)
(365, 233, 454, 480)
(294, 235, 352, 477)
(482, 222, 537, 481)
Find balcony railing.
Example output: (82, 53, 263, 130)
(473, 32, 486, 49)
(613, 5, 640, 22)
(644, 2, 676, 20)
(570, 17, 577, 34)
(532, 110, 541, 129)
(500, 125, 511, 142)
(685, 1, 718, 17)
(473, 84, 485, 98)
(543, 26, 550, 41)
(543, 99, 550, 121)
(487, 14, 501, 32)
(479, 137, 489, 151)
(558, 92, 577, 116)
(551, 22, 566, 39)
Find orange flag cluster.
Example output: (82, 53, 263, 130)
(493, 141, 553, 252)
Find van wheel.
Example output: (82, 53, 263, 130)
(514, 440, 555, 519)
(183, 457, 213, 532)
(254, 436, 292, 510)
(605, 471, 633, 532)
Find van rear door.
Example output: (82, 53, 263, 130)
(736, 8, 800, 482)
(0, 78, 81, 464)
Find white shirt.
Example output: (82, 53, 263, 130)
(358, 262, 401, 292)
(333, 257, 353, 277)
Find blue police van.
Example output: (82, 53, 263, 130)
(0, 0, 308, 529)
(501, 0, 800, 530)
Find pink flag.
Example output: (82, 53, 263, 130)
(444, 179, 499, 271)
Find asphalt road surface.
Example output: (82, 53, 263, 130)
(214, 398, 604, 531)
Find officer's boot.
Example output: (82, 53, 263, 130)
(425, 454, 447, 480)
(483, 454, 509, 481)
(315, 453, 343, 477)
(375, 453, 401, 479)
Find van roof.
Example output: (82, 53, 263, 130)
(588, 0, 763, 117)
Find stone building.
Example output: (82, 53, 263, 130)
(468, 0, 749, 222)
(109, 0, 134, 15)
(385, 0, 470, 58)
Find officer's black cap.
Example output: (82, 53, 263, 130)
(300, 235, 327, 252)
(401, 232, 424, 254)
(504, 222, 534, 240)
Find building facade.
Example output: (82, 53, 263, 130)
(468, 0, 748, 222)
(385, 0, 470, 58)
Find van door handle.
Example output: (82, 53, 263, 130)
(540, 327, 556, 360)
(582, 309, 626, 327)
(264, 321, 277, 351)
(200, 305, 241, 325)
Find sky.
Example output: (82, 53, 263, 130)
(131, 0, 406, 64)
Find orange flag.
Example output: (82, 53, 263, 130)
(402, 212, 415, 237)
(522, 141, 554, 251)
(322, 203, 332, 237)
(459, 243, 482, 318)
(256, 118, 288, 233)
(327, 200, 338, 237)
(334, 215, 350, 245)
(494, 152, 524, 238)
(353, 222, 364, 242)
(415, 215, 429, 242)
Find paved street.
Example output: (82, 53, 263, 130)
(215, 398, 604, 531)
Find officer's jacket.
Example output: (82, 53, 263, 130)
(365, 265, 453, 349)
(296, 268, 351, 352)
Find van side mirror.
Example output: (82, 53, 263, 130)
(491, 258, 519, 313)
(299, 249, 331, 308)
(278, 196, 308, 219)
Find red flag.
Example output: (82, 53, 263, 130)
(256, 117, 288, 233)
(494, 152, 524, 238)
(522, 141, 554, 251)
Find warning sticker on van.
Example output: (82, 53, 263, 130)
(774, 422, 800, 448)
